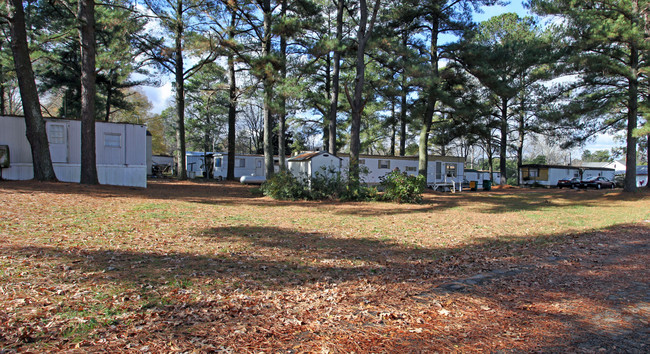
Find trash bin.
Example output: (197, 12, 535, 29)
(483, 180, 492, 191)
(469, 181, 477, 191)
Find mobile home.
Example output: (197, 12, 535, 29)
(287, 151, 342, 180)
(464, 169, 501, 187)
(0, 115, 147, 187)
(338, 154, 465, 191)
(520, 164, 615, 187)
(186, 151, 214, 178)
(213, 153, 285, 181)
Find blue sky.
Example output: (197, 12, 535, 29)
(475, 1, 529, 22)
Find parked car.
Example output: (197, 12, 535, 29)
(579, 176, 615, 189)
(557, 177, 580, 189)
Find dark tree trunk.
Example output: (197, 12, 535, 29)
(323, 51, 331, 151)
(327, 0, 344, 156)
(174, 0, 187, 180)
(0, 80, 5, 116)
(7, 0, 57, 181)
(348, 0, 380, 184)
(624, 44, 638, 192)
(486, 137, 494, 182)
(516, 104, 525, 186)
(104, 84, 112, 122)
(78, 0, 98, 184)
(390, 99, 396, 156)
(418, 17, 439, 178)
(226, 12, 237, 181)
(399, 31, 407, 157)
(262, 0, 274, 178)
(499, 96, 508, 186)
(278, 0, 287, 170)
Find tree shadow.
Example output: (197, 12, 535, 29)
(2, 180, 647, 218)
(2, 222, 648, 350)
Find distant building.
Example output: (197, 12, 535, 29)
(581, 160, 626, 174)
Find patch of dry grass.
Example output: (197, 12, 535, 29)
(1, 180, 648, 351)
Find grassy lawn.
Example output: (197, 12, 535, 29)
(1, 180, 648, 352)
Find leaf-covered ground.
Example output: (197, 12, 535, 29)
(1, 180, 648, 352)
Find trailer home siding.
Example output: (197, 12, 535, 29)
(520, 164, 615, 187)
(288, 152, 342, 180)
(0, 116, 147, 187)
(338, 154, 465, 189)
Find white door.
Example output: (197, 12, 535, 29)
(47, 123, 68, 163)
(255, 158, 264, 176)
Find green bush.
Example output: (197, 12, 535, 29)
(308, 166, 346, 200)
(262, 166, 383, 202)
(379, 170, 426, 203)
(261, 171, 307, 200)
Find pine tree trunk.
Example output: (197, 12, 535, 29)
(390, 99, 396, 156)
(499, 97, 508, 186)
(516, 111, 525, 186)
(323, 52, 331, 151)
(7, 0, 57, 181)
(262, 0, 274, 178)
(349, 0, 379, 184)
(327, 0, 344, 156)
(226, 12, 237, 181)
(399, 31, 407, 156)
(624, 44, 638, 192)
(174, 0, 187, 180)
(78, 0, 98, 184)
(418, 17, 439, 178)
(278, 0, 287, 170)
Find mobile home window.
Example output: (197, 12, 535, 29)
(359, 159, 365, 165)
(446, 164, 457, 177)
(256, 160, 262, 168)
(237, 158, 246, 168)
(405, 166, 416, 172)
(215, 158, 222, 167)
(378, 160, 390, 169)
(104, 133, 121, 147)
(529, 168, 539, 177)
(48, 124, 65, 144)
(435, 162, 442, 179)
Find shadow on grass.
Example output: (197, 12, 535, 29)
(1, 222, 648, 351)
(5, 180, 647, 218)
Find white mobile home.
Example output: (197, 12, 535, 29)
(288, 151, 342, 180)
(186, 151, 214, 178)
(520, 164, 615, 187)
(0, 115, 147, 187)
(464, 169, 501, 187)
(338, 154, 465, 190)
(213, 153, 285, 180)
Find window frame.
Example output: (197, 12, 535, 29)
(104, 133, 122, 148)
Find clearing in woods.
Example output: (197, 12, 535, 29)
(0, 180, 648, 352)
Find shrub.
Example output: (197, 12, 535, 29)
(307, 166, 345, 200)
(261, 171, 307, 200)
(262, 166, 379, 202)
(379, 170, 426, 203)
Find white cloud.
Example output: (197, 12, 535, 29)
(141, 82, 173, 114)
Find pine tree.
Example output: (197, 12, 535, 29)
(529, 0, 649, 192)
